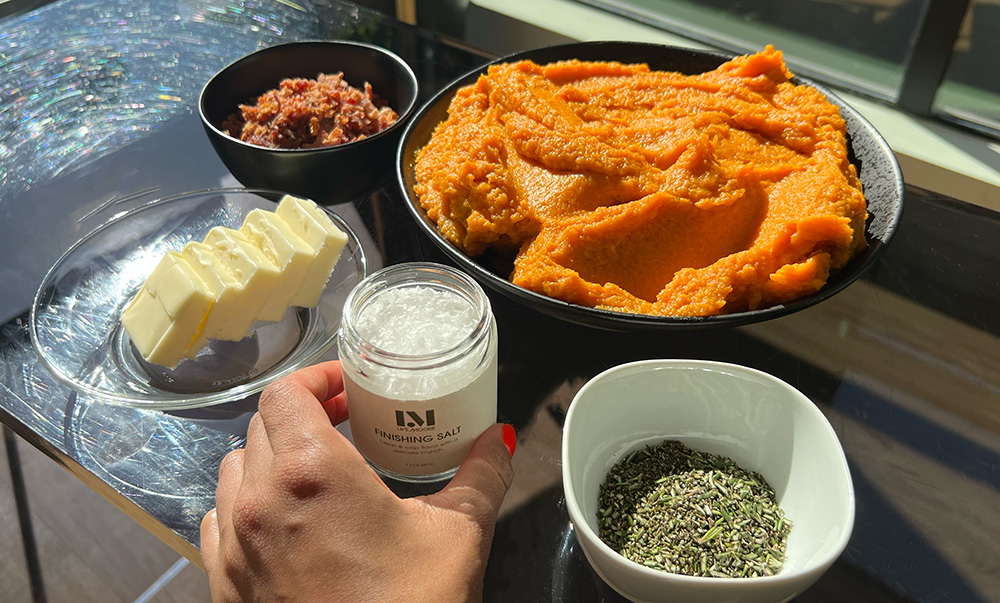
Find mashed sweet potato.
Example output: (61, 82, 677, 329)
(413, 46, 867, 316)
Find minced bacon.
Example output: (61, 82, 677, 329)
(221, 72, 398, 149)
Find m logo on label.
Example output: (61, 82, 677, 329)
(396, 410, 436, 428)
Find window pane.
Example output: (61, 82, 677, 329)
(933, 0, 1000, 134)
(574, 0, 930, 99)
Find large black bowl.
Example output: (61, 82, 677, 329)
(397, 41, 904, 330)
(201, 41, 418, 205)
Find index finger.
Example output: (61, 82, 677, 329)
(257, 360, 349, 452)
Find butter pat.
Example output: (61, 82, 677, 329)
(121, 251, 214, 369)
(202, 226, 282, 332)
(240, 209, 314, 322)
(275, 195, 349, 308)
(179, 241, 249, 356)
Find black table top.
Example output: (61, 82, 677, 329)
(1, 1, 998, 601)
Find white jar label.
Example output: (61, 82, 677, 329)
(345, 353, 497, 477)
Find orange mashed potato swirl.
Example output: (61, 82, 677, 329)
(413, 47, 867, 316)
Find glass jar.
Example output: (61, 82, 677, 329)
(338, 262, 498, 482)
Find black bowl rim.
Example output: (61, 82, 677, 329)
(199, 39, 419, 155)
(396, 41, 904, 331)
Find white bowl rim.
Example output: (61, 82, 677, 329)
(561, 358, 856, 585)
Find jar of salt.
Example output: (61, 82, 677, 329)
(338, 262, 497, 482)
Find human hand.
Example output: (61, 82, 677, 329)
(200, 360, 515, 603)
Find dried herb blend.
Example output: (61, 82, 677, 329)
(597, 440, 791, 578)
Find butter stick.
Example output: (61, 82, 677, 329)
(123, 202, 348, 368)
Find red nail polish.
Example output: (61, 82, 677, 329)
(502, 423, 516, 457)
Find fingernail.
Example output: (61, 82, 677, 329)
(502, 423, 516, 457)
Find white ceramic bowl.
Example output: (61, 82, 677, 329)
(562, 360, 855, 603)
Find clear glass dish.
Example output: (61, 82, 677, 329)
(30, 188, 367, 409)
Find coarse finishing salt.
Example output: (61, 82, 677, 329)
(355, 285, 478, 355)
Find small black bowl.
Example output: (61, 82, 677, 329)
(200, 41, 418, 205)
(398, 41, 904, 331)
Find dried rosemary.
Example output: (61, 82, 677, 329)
(597, 440, 791, 578)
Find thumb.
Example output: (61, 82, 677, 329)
(199, 508, 219, 574)
(426, 423, 515, 527)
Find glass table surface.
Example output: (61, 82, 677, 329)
(1, 1, 998, 601)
